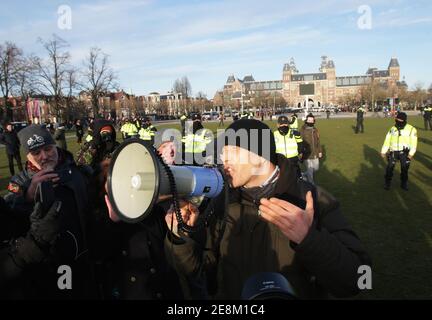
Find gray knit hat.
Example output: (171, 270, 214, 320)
(18, 124, 55, 154)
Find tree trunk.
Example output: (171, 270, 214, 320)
(92, 95, 99, 118)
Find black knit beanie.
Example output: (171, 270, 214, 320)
(224, 119, 277, 164)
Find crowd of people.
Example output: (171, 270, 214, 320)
(0, 103, 425, 300)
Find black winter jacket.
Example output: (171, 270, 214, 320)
(0, 130, 20, 155)
(165, 154, 371, 299)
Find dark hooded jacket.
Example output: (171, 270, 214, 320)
(1, 148, 96, 299)
(0, 129, 21, 155)
(164, 154, 371, 299)
(76, 120, 119, 169)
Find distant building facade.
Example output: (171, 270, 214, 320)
(216, 56, 406, 108)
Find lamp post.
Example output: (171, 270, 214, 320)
(241, 84, 244, 115)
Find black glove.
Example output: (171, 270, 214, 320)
(29, 201, 62, 247)
(9, 201, 62, 268)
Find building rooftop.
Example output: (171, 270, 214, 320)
(388, 58, 400, 68)
(226, 75, 236, 83)
(243, 75, 255, 83)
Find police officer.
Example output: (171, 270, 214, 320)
(423, 105, 432, 130)
(134, 117, 141, 131)
(355, 106, 366, 134)
(0, 122, 23, 176)
(182, 113, 212, 165)
(75, 119, 84, 144)
(53, 121, 67, 150)
(274, 115, 303, 177)
(85, 118, 95, 143)
(138, 117, 157, 144)
(290, 113, 299, 130)
(120, 118, 138, 140)
(381, 112, 418, 191)
(180, 113, 187, 136)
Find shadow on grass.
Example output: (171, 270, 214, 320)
(418, 137, 432, 146)
(414, 150, 432, 170)
(316, 144, 432, 299)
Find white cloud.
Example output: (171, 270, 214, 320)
(0, 0, 429, 96)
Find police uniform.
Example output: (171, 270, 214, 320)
(290, 114, 299, 130)
(355, 107, 366, 134)
(274, 116, 303, 177)
(182, 114, 213, 165)
(138, 117, 157, 144)
(423, 105, 432, 130)
(180, 114, 187, 136)
(121, 121, 138, 140)
(381, 112, 417, 190)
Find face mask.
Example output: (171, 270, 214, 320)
(193, 121, 203, 133)
(100, 132, 113, 142)
(278, 126, 289, 135)
(306, 122, 314, 127)
(395, 121, 406, 129)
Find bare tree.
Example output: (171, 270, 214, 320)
(181, 76, 192, 98)
(33, 34, 71, 118)
(81, 47, 117, 118)
(0, 42, 23, 120)
(64, 68, 80, 120)
(12, 55, 38, 122)
(194, 91, 209, 113)
(173, 76, 192, 113)
(411, 82, 427, 110)
(172, 76, 192, 98)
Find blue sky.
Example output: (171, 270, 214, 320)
(0, 0, 431, 98)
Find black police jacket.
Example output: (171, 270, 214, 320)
(0, 130, 20, 155)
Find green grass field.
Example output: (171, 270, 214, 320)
(1, 116, 431, 299)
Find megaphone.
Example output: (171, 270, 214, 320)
(107, 139, 224, 232)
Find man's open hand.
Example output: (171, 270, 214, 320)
(259, 191, 314, 244)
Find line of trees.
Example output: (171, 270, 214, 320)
(339, 81, 432, 111)
(0, 34, 118, 123)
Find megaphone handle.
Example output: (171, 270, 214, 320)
(155, 149, 209, 234)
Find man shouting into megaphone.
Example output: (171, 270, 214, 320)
(164, 119, 371, 299)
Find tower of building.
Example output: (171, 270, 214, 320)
(388, 58, 400, 82)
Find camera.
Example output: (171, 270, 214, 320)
(241, 272, 297, 300)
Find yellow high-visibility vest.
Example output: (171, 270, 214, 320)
(182, 129, 212, 153)
(85, 134, 93, 142)
(290, 116, 299, 130)
(274, 129, 302, 158)
(138, 126, 156, 141)
(381, 124, 418, 157)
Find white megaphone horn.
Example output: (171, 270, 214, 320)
(107, 139, 224, 231)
